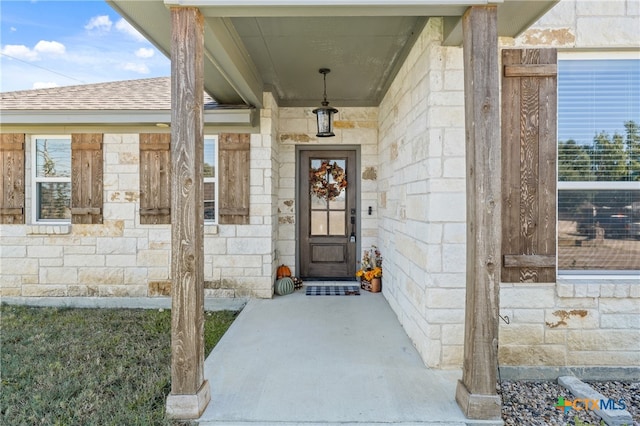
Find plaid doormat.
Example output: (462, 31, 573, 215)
(305, 285, 360, 296)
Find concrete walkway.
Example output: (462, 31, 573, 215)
(198, 286, 502, 426)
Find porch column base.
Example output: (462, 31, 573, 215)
(455, 380, 501, 420)
(166, 380, 211, 419)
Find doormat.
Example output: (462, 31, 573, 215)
(305, 285, 360, 296)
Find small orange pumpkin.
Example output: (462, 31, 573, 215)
(276, 264, 292, 279)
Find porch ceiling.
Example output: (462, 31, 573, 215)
(107, 0, 557, 108)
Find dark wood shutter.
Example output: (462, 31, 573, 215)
(71, 134, 103, 224)
(0, 134, 25, 224)
(501, 49, 557, 283)
(139, 133, 171, 224)
(219, 133, 250, 225)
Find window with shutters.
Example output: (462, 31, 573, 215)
(32, 136, 72, 223)
(557, 56, 640, 273)
(31, 134, 103, 224)
(139, 134, 221, 224)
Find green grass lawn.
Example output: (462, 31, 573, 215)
(0, 305, 238, 425)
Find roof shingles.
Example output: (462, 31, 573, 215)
(0, 77, 219, 110)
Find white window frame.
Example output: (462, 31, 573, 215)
(31, 135, 72, 224)
(557, 51, 640, 278)
(204, 135, 219, 224)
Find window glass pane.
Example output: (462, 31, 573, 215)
(311, 211, 327, 235)
(38, 182, 71, 220)
(204, 138, 216, 178)
(329, 211, 346, 236)
(204, 182, 215, 221)
(558, 189, 640, 270)
(558, 59, 640, 272)
(35, 138, 71, 178)
(558, 60, 640, 182)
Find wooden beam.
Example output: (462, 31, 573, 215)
(455, 5, 502, 421)
(165, 6, 210, 420)
(503, 254, 556, 268)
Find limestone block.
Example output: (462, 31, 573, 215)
(427, 193, 466, 221)
(544, 329, 567, 345)
(567, 350, 640, 366)
(106, 255, 138, 267)
(137, 250, 169, 267)
(78, 268, 124, 285)
(149, 280, 171, 296)
(40, 267, 78, 284)
(124, 267, 148, 284)
(21, 275, 39, 284)
(556, 282, 574, 298)
(500, 324, 545, 345)
(556, 297, 598, 308)
(99, 285, 147, 297)
(0, 225, 27, 237)
(512, 309, 545, 323)
(432, 273, 465, 288)
(532, 0, 576, 27)
(103, 203, 135, 221)
(96, 237, 137, 254)
(498, 345, 567, 366)
(441, 345, 463, 367)
(0, 287, 22, 296)
(228, 238, 271, 255)
(0, 258, 39, 275)
(567, 329, 640, 351)
(577, 0, 626, 16)
(600, 313, 640, 329)
(65, 254, 105, 267)
(63, 244, 96, 255)
(500, 287, 555, 308)
(425, 308, 465, 324)
(613, 284, 630, 298)
(22, 285, 67, 297)
(147, 267, 169, 280)
(599, 298, 640, 314)
(441, 324, 464, 345)
(544, 309, 599, 329)
(442, 244, 465, 273)
(576, 17, 640, 47)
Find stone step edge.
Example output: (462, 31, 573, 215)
(558, 376, 633, 426)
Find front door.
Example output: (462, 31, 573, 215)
(298, 149, 357, 279)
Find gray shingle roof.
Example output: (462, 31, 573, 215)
(0, 77, 219, 110)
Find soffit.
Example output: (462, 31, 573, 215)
(107, 0, 558, 108)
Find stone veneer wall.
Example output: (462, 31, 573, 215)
(497, 0, 640, 373)
(378, 18, 467, 368)
(275, 107, 379, 275)
(0, 105, 278, 298)
(378, 2, 639, 374)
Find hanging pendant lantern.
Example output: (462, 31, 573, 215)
(312, 68, 338, 137)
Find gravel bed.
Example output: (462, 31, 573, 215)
(500, 380, 640, 426)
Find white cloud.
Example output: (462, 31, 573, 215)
(135, 48, 154, 59)
(32, 81, 59, 90)
(1, 44, 39, 61)
(10, 27, 17, 32)
(34, 40, 66, 55)
(85, 15, 112, 32)
(115, 18, 147, 42)
(123, 62, 150, 74)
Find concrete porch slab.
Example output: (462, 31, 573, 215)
(198, 287, 502, 426)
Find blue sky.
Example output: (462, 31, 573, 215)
(0, 0, 170, 92)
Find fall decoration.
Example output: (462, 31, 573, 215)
(356, 245, 383, 282)
(275, 277, 295, 296)
(309, 161, 347, 201)
(276, 264, 292, 279)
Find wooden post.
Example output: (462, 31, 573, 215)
(455, 6, 502, 420)
(165, 7, 210, 419)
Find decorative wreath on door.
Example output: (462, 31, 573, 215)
(309, 161, 347, 201)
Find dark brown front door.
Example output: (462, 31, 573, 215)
(299, 149, 357, 279)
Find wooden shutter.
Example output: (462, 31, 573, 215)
(140, 133, 171, 224)
(0, 134, 25, 224)
(219, 133, 250, 225)
(71, 134, 103, 224)
(501, 49, 557, 283)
